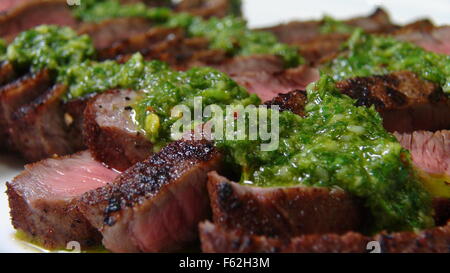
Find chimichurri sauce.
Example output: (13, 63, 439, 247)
(216, 76, 434, 232)
(322, 29, 450, 93)
(63, 53, 260, 149)
(72, 0, 302, 67)
(0, 39, 6, 59)
(6, 26, 95, 73)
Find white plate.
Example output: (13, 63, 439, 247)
(1, 0, 449, 253)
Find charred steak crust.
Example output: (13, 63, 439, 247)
(79, 140, 223, 252)
(263, 89, 307, 117)
(83, 89, 153, 171)
(10, 84, 73, 162)
(207, 172, 367, 238)
(335, 71, 450, 133)
(199, 221, 450, 253)
(7, 183, 102, 249)
(0, 69, 53, 153)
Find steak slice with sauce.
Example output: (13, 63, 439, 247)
(78, 140, 222, 252)
(207, 172, 367, 238)
(336, 71, 450, 133)
(199, 221, 450, 253)
(6, 151, 120, 249)
(83, 89, 153, 171)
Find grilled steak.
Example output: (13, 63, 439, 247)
(9, 84, 73, 162)
(78, 140, 222, 252)
(394, 130, 450, 177)
(263, 89, 307, 117)
(207, 172, 366, 238)
(78, 18, 153, 50)
(83, 89, 152, 171)
(63, 96, 91, 152)
(336, 71, 450, 133)
(6, 151, 120, 249)
(0, 0, 78, 42)
(230, 65, 319, 101)
(0, 62, 18, 86)
(0, 70, 53, 153)
(262, 8, 397, 64)
(199, 221, 450, 253)
(176, 0, 236, 18)
(395, 24, 450, 55)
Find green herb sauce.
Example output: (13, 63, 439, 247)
(323, 29, 450, 93)
(72, 0, 302, 67)
(63, 53, 260, 148)
(217, 76, 434, 232)
(0, 39, 6, 59)
(6, 25, 95, 73)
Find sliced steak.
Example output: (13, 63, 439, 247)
(199, 221, 450, 253)
(6, 151, 120, 249)
(9, 84, 73, 162)
(78, 140, 222, 252)
(394, 130, 450, 177)
(230, 65, 319, 101)
(98, 27, 223, 70)
(211, 55, 285, 76)
(0, 62, 18, 87)
(78, 17, 153, 50)
(0, 0, 78, 42)
(0, 70, 53, 152)
(395, 25, 450, 55)
(207, 172, 366, 238)
(336, 71, 450, 133)
(63, 96, 91, 152)
(176, 0, 235, 18)
(261, 8, 397, 64)
(97, 27, 185, 60)
(264, 89, 307, 117)
(83, 89, 152, 171)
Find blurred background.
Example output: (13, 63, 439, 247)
(244, 0, 450, 27)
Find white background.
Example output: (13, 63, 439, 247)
(1, 0, 449, 253)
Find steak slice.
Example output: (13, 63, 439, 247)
(394, 130, 450, 177)
(176, 0, 236, 18)
(395, 24, 450, 55)
(336, 71, 450, 133)
(97, 27, 186, 61)
(78, 17, 153, 50)
(0, 70, 53, 152)
(0, 62, 18, 87)
(83, 89, 152, 171)
(261, 8, 397, 64)
(0, 0, 78, 42)
(199, 221, 450, 253)
(230, 65, 319, 101)
(9, 84, 73, 162)
(63, 96, 91, 152)
(6, 151, 120, 249)
(263, 89, 307, 117)
(78, 140, 222, 252)
(207, 172, 366, 238)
